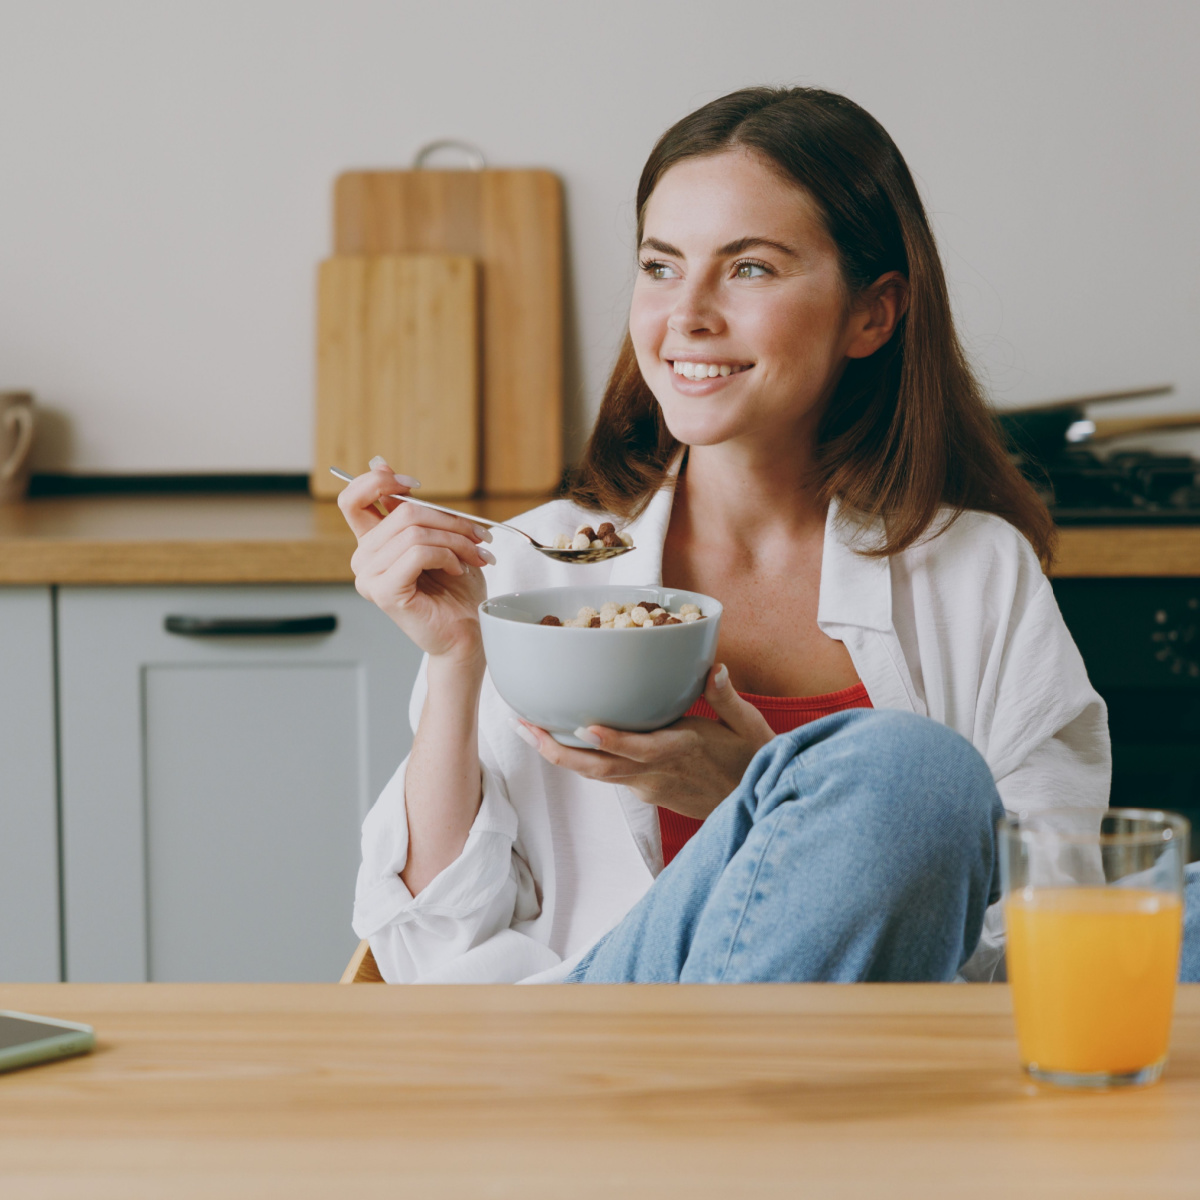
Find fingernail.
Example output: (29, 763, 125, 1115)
(472, 524, 493, 543)
(368, 456, 390, 471)
(573, 726, 603, 747)
(394, 473, 421, 489)
(478, 547, 496, 565)
(509, 718, 538, 748)
(714, 664, 729, 688)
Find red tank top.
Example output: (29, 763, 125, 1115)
(657, 682, 873, 867)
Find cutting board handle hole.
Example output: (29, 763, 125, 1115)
(413, 140, 486, 171)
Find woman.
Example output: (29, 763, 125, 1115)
(339, 86, 1114, 985)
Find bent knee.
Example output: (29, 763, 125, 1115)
(801, 709, 999, 841)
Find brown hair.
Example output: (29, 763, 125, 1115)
(565, 87, 1055, 566)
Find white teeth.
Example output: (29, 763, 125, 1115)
(671, 361, 750, 378)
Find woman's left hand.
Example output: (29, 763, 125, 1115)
(514, 664, 775, 819)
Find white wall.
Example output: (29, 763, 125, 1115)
(1, 0, 1197, 474)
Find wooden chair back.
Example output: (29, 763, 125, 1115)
(340, 938, 384, 983)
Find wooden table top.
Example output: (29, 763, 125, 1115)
(0, 493, 1198, 584)
(1, 983, 1197, 1198)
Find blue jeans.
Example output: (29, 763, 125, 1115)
(568, 708, 1200, 983)
(1183, 864, 1200, 982)
(570, 709, 1003, 982)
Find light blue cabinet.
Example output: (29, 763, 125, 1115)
(0, 587, 61, 982)
(56, 586, 421, 983)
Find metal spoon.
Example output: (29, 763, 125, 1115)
(328, 467, 634, 563)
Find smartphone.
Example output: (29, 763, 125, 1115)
(0, 1009, 95, 1074)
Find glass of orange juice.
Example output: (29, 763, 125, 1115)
(1000, 808, 1189, 1088)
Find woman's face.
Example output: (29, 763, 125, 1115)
(629, 148, 863, 451)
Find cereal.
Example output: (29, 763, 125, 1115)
(538, 602, 705, 629)
(545, 521, 634, 553)
(596, 521, 623, 549)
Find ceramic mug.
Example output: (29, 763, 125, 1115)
(0, 392, 35, 503)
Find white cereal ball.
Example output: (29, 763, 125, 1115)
(599, 601, 620, 621)
(617, 603, 631, 614)
(618, 531, 634, 547)
(591, 539, 604, 549)
(570, 532, 591, 551)
(641, 616, 658, 628)
(577, 606, 598, 621)
(679, 603, 701, 617)
(681, 611, 701, 623)
(600, 618, 616, 628)
(629, 606, 649, 625)
(552, 533, 572, 549)
(613, 613, 635, 629)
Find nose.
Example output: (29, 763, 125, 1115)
(667, 271, 725, 338)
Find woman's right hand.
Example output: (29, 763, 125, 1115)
(337, 459, 493, 661)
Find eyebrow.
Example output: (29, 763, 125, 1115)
(639, 235, 800, 258)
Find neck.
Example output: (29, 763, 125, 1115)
(675, 438, 827, 546)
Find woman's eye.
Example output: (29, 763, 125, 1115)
(734, 260, 770, 279)
(640, 260, 678, 281)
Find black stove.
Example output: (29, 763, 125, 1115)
(1055, 577, 1200, 859)
(993, 398, 1200, 852)
(1024, 448, 1200, 525)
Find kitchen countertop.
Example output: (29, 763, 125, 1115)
(0, 494, 1198, 584)
(0, 493, 537, 585)
(0, 982, 1196, 1198)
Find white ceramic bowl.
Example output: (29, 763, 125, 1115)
(479, 585, 723, 747)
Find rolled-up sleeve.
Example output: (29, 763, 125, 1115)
(351, 655, 559, 983)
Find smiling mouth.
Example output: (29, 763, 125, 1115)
(669, 360, 754, 380)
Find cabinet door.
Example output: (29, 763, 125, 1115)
(58, 586, 421, 982)
(0, 587, 60, 981)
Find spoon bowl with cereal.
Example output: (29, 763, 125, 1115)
(329, 467, 634, 563)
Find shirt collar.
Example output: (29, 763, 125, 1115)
(817, 498, 893, 633)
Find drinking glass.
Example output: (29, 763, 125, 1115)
(1000, 807, 1188, 1088)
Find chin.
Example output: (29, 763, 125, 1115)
(656, 402, 746, 448)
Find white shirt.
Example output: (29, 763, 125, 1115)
(353, 475, 1110, 984)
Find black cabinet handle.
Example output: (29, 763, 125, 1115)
(164, 615, 338, 637)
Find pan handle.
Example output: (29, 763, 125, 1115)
(1090, 414, 1200, 440)
(413, 140, 486, 171)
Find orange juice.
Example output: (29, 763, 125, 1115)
(1006, 888, 1182, 1076)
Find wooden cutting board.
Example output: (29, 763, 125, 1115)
(312, 253, 478, 499)
(333, 169, 562, 495)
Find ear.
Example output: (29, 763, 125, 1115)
(845, 271, 909, 360)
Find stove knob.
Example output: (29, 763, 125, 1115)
(1150, 599, 1199, 677)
